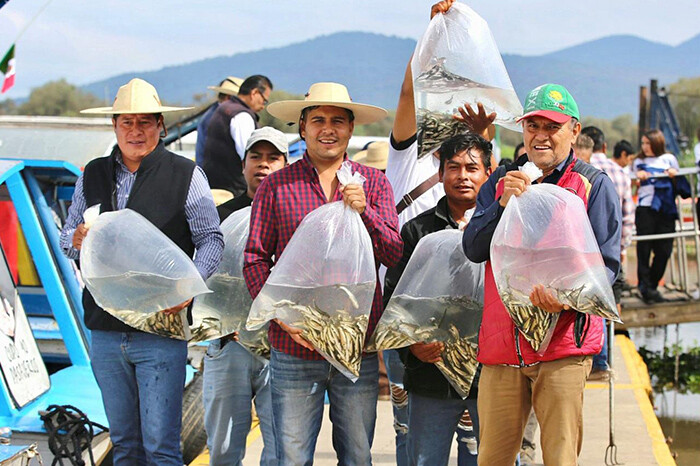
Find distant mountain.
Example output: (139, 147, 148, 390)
(82, 31, 700, 119)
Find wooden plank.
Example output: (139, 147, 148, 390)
(620, 295, 700, 328)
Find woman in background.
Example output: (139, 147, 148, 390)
(633, 129, 679, 303)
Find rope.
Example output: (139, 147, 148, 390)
(40, 404, 108, 466)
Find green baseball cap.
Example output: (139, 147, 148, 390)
(517, 83, 580, 124)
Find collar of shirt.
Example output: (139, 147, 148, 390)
(539, 151, 574, 185)
(300, 150, 349, 176)
(434, 195, 460, 229)
(591, 152, 607, 165)
(112, 141, 166, 174)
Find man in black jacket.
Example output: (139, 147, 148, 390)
(203, 126, 288, 466)
(384, 132, 492, 466)
(202, 75, 273, 197)
(61, 78, 224, 465)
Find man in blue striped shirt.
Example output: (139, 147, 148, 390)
(60, 78, 223, 465)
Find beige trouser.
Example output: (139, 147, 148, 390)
(477, 355, 593, 466)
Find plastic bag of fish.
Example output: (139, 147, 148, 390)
(412, 2, 522, 158)
(368, 230, 484, 398)
(490, 179, 621, 355)
(80, 207, 210, 339)
(190, 206, 270, 360)
(246, 162, 377, 381)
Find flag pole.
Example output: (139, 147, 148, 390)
(11, 0, 54, 44)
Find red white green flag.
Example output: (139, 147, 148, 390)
(1, 45, 16, 94)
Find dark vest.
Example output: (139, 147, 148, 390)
(81, 141, 196, 332)
(202, 96, 259, 197)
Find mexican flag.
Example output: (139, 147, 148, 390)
(1, 45, 16, 94)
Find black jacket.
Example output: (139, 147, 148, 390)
(217, 193, 252, 223)
(384, 196, 480, 400)
(81, 141, 196, 331)
(202, 96, 258, 197)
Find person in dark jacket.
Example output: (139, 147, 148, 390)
(202, 74, 273, 197)
(60, 78, 224, 465)
(203, 126, 288, 466)
(195, 76, 243, 167)
(384, 132, 493, 466)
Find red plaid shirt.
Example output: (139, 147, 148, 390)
(243, 152, 403, 359)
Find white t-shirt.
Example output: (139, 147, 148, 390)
(633, 153, 679, 207)
(385, 135, 445, 228)
(230, 112, 256, 160)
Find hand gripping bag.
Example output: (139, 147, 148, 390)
(367, 229, 483, 398)
(490, 182, 621, 354)
(190, 207, 270, 360)
(246, 161, 376, 381)
(80, 208, 210, 339)
(412, 2, 523, 158)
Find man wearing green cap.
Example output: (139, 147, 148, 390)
(462, 84, 621, 465)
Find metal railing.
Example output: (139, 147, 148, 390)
(629, 166, 700, 296)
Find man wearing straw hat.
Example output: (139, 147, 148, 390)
(202, 74, 273, 197)
(195, 76, 244, 167)
(353, 141, 389, 172)
(243, 82, 403, 464)
(59, 78, 224, 465)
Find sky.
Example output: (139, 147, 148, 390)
(1, 0, 699, 98)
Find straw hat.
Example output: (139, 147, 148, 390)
(207, 76, 244, 96)
(353, 141, 389, 170)
(210, 189, 234, 206)
(81, 78, 193, 115)
(266, 82, 387, 125)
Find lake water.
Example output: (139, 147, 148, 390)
(628, 323, 700, 465)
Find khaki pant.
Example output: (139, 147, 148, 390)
(477, 356, 592, 466)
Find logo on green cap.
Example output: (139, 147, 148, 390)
(523, 84, 580, 120)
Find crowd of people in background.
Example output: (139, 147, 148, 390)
(57, 1, 699, 465)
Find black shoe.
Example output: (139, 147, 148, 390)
(643, 289, 666, 304)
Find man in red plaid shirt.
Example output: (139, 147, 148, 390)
(243, 82, 403, 464)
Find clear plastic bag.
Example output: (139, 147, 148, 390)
(80, 208, 210, 339)
(412, 2, 523, 158)
(246, 162, 376, 381)
(368, 230, 483, 398)
(490, 183, 621, 354)
(190, 207, 270, 360)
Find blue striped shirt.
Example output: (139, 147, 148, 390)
(60, 153, 224, 280)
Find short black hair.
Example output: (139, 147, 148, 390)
(499, 157, 513, 167)
(581, 126, 605, 152)
(238, 75, 273, 96)
(613, 140, 635, 159)
(438, 133, 492, 173)
(300, 105, 355, 122)
(513, 142, 525, 160)
(112, 113, 162, 121)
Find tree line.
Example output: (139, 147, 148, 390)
(2, 77, 698, 155)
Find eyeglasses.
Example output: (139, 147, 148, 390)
(256, 88, 269, 105)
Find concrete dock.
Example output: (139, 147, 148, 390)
(191, 335, 675, 465)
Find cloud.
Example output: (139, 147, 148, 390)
(1, 0, 699, 98)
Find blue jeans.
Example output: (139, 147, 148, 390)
(407, 393, 479, 466)
(592, 320, 609, 370)
(202, 340, 276, 466)
(383, 349, 408, 466)
(269, 349, 379, 466)
(90, 330, 187, 465)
